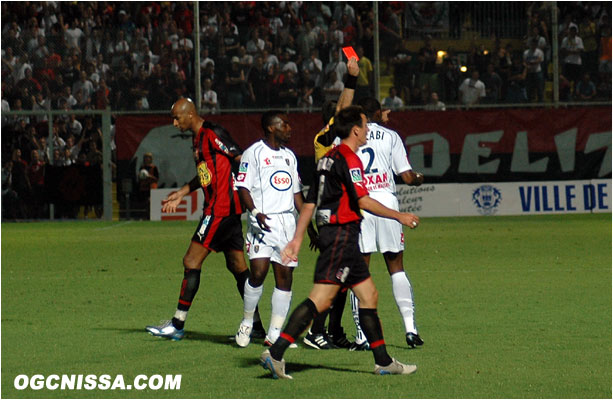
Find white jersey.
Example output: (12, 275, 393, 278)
(357, 122, 412, 195)
(236, 140, 301, 214)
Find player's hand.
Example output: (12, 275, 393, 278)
(411, 171, 424, 186)
(255, 212, 272, 232)
(307, 222, 320, 251)
(398, 213, 420, 229)
(162, 191, 183, 213)
(281, 239, 300, 265)
(347, 57, 359, 76)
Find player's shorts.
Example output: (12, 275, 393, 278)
(314, 222, 370, 287)
(246, 212, 298, 267)
(359, 192, 404, 254)
(191, 214, 244, 252)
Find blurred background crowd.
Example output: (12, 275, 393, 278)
(1, 1, 612, 219)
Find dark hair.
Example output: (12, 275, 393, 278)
(356, 97, 381, 120)
(261, 110, 284, 133)
(334, 105, 364, 139)
(322, 100, 337, 124)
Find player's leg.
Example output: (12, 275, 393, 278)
(267, 283, 340, 362)
(145, 241, 209, 340)
(383, 251, 423, 347)
(236, 257, 270, 347)
(351, 278, 417, 375)
(223, 249, 265, 336)
(349, 253, 370, 350)
(267, 262, 293, 344)
(326, 288, 354, 348)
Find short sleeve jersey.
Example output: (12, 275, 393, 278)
(235, 140, 302, 214)
(193, 121, 242, 216)
(357, 122, 412, 194)
(307, 143, 369, 226)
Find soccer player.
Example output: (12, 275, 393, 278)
(261, 106, 420, 379)
(349, 97, 425, 350)
(234, 111, 305, 348)
(145, 97, 264, 340)
(302, 56, 360, 350)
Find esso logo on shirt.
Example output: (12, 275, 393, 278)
(270, 171, 292, 191)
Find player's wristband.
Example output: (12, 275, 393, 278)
(344, 75, 357, 90)
(251, 208, 261, 217)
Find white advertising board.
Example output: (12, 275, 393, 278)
(150, 179, 611, 220)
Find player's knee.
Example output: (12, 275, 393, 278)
(249, 270, 266, 287)
(182, 254, 201, 270)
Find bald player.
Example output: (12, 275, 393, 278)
(146, 98, 264, 340)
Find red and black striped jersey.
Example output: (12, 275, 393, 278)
(306, 143, 369, 226)
(193, 121, 243, 216)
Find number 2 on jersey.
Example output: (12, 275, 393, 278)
(361, 147, 378, 174)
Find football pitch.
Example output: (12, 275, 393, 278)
(1, 213, 611, 399)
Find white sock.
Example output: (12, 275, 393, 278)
(350, 291, 367, 344)
(174, 310, 187, 321)
(242, 281, 264, 326)
(391, 271, 417, 334)
(268, 288, 292, 342)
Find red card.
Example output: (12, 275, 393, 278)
(342, 46, 359, 61)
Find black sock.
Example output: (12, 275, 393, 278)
(173, 268, 201, 330)
(270, 298, 318, 360)
(310, 309, 329, 334)
(328, 289, 348, 335)
(359, 308, 393, 366)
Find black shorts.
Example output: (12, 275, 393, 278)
(191, 214, 244, 252)
(314, 222, 370, 288)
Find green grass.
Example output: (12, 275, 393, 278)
(1, 214, 611, 398)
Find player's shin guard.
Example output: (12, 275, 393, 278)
(391, 271, 417, 334)
(350, 291, 367, 344)
(359, 308, 393, 366)
(328, 289, 348, 335)
(269, 288, 292, 343)
(242, 281, 264, 326)
(173, 268, 201, 330)
(270, 298, 318, 360)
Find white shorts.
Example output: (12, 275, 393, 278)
(359, 192, 404, 254)
(246, 212, 298, 267)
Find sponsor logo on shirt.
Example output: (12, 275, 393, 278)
(214, 138, 230, 154)
(270, 171, 292, 191)
(350, 168, 362, 183)
(236, 172, 246, 182)
(239, 162, 248, 172)
(197, 161, 212, 187)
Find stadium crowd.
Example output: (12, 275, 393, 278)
(1, 1, 611, 220)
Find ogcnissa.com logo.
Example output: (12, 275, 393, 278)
(14, 374, 181, 391)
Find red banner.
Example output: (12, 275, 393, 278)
(116, 107, 611, 184)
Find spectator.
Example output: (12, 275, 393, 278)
(481, 63, 503, 104)
(200, 47, 215, 69)
(201, 78, 218, 114)
(72, 70, 95, 104)
(322, 70, 344, 103)
(225, 56, 246, 109)
(277, 69, 300, 107)
(424, 91, 446, 111)
(355, 45, 373, 100)
(506, 56, 528, 103)
(2, 160, 26, 220)
(391, 42, 414, 101)
(324, 49, 347, 82)
(27, 149, 46, 218)
(381, 86, 404, 110)
(302, 48, 323, 86)
(238, 46, 254, 69)
(137, 151, 159, 216)
(280, 51, 298, 74)
(247, 55, 270, 107)
(574, 73, 597, 101)
(560, 23, 584, 87)
(458, 70, 486, 107)
(246, 29, 266, 55)
(523, 38, 545, 102)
